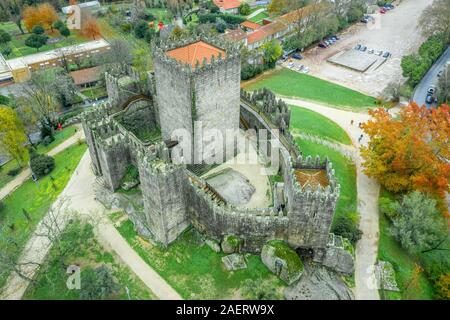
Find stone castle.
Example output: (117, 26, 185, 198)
(81, 36, 353, 270)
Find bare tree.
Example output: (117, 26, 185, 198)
(418, 0, 450, 43)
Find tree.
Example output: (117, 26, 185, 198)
(0, 106, 28, 167)
(23, 3, 58, 32)
(52, 20, 65, 31)
(80, 265, 119, 300)
(32, 24, 45, 35)
(24, 33, 48, 51)
(1, 46, 12, 58)
(418, 0, 450, 44)
(30, 153, 55, 178)
(0, 29, 12, 47)
(268, 0, 287, 15)
(260, 39, 282, 66)
(134, 20, 148, 39)
(390, 192, 448, 255)
(81, 17, 101, 40)
(94, 39, 133, 76)
(438, 64, 450, 104)
(239, 3, 251, 16)
(59, 26, 70, 38)
(0, 0, 26, 34)
(331, 215, 362, 245)
(361, 103, 450, 198)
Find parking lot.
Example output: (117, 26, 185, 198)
(282, 0, 434, 97)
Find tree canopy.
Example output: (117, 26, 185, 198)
(0, 106, 28, 166)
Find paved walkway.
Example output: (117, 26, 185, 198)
(283, 97, 380, 300)
(0, 124, 85, 201)
(1, 151, 181, 300)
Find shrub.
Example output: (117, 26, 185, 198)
(42, 135, 54, 146)
(239, 3, 251, 15)
(120, 23, 133, 33)
(0, 94, 10, 105)
(32, 25, 45, 35)
(30, 154, 55, 178)
(331, 215, 362, 245)
(1, 46, 12, 57)
(53, 20, 65, 31)
(80, 265, 119, 300)
(7, 168, 21, 176)
(134, 20, 148, 39)
(379, 196, 399, 221)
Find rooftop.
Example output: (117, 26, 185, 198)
(224, 28, 247, 42)
(240, 21, 262, 31)
(294, 169, 329, 189)
(70, 66, 102, 86)
(213, 0, 241, 10)
(166, 41, 226, 68)
(6, 39, 110, 70)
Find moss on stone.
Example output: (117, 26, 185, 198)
(266, 240, 303, 274)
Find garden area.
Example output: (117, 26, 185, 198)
(243, 68, 377, 111)
(0, 143, 87, 289)
(24, 220, 154, 300)
(0, 125, 79, 189)
(289, 106, 352, 145)
(114, 214, 285, 300)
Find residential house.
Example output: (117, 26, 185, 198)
(213, 0, 242, 14)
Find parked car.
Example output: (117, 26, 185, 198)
(384, 3, 394, 9)
(425, 94, 434, 104)
(318, 42, 327, 48)
(360, 46, 367, 52)
(375, 50, 383, 56)
(361, 17, 369, 23)
(292, 53, 303, 60)
(303, 67, 310, 74)
(383, 51, 391, 58)
(297, 65, 304, 71)
(331, 35, 339, 40)
(380, 8, 387, 14)
(437, 70, 443, 77)
(368, 49, 374, 54)
(355, 44, 362, 50)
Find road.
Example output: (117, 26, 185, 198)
(412, 46, 450, 108)
(281, 97, 380, 300)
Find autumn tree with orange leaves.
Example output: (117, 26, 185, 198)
(23, 3, 58, 32)
(361, 103, 450, 198)
(81, 17, 101, 40)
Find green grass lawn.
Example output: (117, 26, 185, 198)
(0, 143, 87, 289)
(295, 139, 357, 225)
(248, 11, 269, 24)
(0, 159, 24, 190)
(81, 86, 108, 100)
(244, 68, 376, 110)
(0, 22, 22, 36)
(24, 221, 154, 300)
(289, 106, 351, 145)
(0, 126, 79, 189)
(116, 217, 285, 299)
(36, 125, 79, 154)
(5, 30, 89, 59)
(377, 189, 436, 300)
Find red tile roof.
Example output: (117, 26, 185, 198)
(224, 28, 247, 42)
(213, 0, 241, 10)
(246, 20, 286, 45)
(240, 21, 262, 30)
(166, 41, 226, 67)
(70, 66, 102, 86)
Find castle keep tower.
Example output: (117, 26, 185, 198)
(152, 38, 241, 163)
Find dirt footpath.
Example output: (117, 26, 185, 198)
(292, 0, 433, 97)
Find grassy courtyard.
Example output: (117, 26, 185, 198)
(1, 28, 89, 59)
(289, 106, 351, 145)
(243, 68, 376, 110)
(294, 139, 358, 225)
(115, 217, 285, 299)
(24, 221, 154, 300)
(0, 143, 87, 289)
(248, 11, 269, 24)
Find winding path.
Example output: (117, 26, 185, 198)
(282, 97, 380, 300)
(1, 151, 181, 300)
